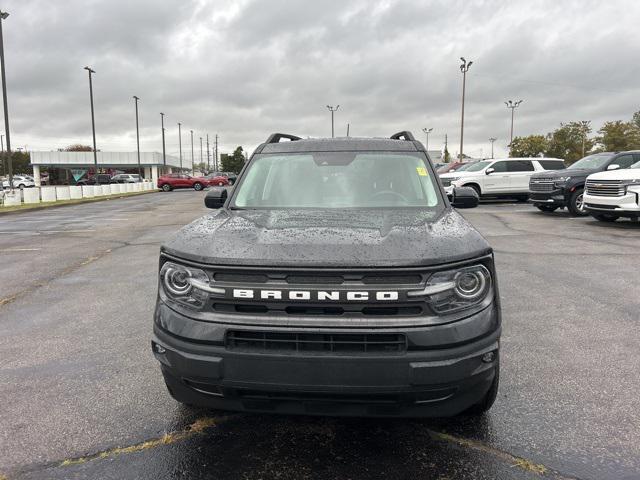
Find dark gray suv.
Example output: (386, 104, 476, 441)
(152, 131, 501, 417)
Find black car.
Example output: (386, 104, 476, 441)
(152, 131, 501, 418)
(529, 152, 640, 215)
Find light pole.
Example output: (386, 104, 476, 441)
(206, 134, 211, 172)
(489, 137, 497, 159)
(84, 66, 98, 175)
(133, 96, 141, 176)
(580, 120, 591, 157)
(160, 112, 166, 167)
(505, 100, 523, 146)
(422, 127, 433, 151)
(199, 136, 203, 171)
(326, 105, 339, 138)
(459, 57, 472, 160)
(214, 134, 218, 171)
(178, 122, 182, 170)
(0, 10, 12, 190)
(190, 129, 194, 173)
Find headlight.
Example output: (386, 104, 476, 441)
(159, 261, 224, 309)
(407, 264, 492, 314)
(553, 176, 571, 186)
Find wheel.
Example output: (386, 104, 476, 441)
(228, 179, 234, 186)
(218, 181, 225, 186)
(536, 205, 558, 213)
(466, 184, 481, 197)
(591, 213, 619, 222)
(161, 184, 172, 192)
(193, 182, 203, 191)
(568, 188, 588, 216)
(463, 358, 499, 416)
(18, 184, 25, 189)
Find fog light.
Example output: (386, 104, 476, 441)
(152, 342, 166, 354)
(481, 351, 496, 363)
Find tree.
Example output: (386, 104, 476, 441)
(220, 146, 246, 173)
(632, 110, 640, 129)
(63, 144, 93, 152)
(546, 121, 594, 164)
(596, 121, 640, 152)
(443, 145, 451, 162)
(0, 151, 31, 175)
(509, 135, 548, 158)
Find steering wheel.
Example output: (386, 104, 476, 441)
(369, 190, 409, 204)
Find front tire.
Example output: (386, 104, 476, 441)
(591, 213, 619, 222)
(536, 205, 558, 213)
(568, 188, 588, 216)
(466, 184, 481, 197)
(161, 184, 172, 192)
(193, 182, 203, 191)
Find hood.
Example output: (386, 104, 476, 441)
(587, 168, 640, 181)
(161, 208, 491, 268)
(531, 167, 597, 179)
(439, 171, 479, 179)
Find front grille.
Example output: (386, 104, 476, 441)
(586, 180, 625, 197)
(226, 330, 407, 355)
(213, 302, 424, 317)
(529, 179, 555, 192)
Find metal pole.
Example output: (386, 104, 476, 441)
(214, 134, 218, 171)
(459, 58, 472, 160)
(190, 129, 194, 174)
(580, 121, 590, 157)
(505, 100, 522, 147)
(422, 127, 433, 151)
(0, 11, 12, 190)
(326, 105, 339, 138)
(84, 66, 98, 175)
(346, 123, 349, 137)
(160, 112, 166, 167)
(133, 96, 141, 176)
(489, 137, 496, 159)
(199, 136, 203, 171)
(178, 122, 182, 170)
(206, 134, 210, 172)
(510, 108, 515, 145)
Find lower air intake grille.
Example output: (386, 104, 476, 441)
(226, 330, 407, 355)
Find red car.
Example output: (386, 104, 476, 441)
(158, 174, 228, 192)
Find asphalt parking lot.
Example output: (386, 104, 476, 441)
(1, 192, 639, 480)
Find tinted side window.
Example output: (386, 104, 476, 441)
(612, 155, 635, 169)
(538, 160, 565, 170)
(491, 161, 509, 172)
(507, 160, 534, 172)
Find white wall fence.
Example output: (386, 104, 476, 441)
(2, 182, 157, 207)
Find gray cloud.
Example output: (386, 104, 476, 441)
(2, 0, 640, 159)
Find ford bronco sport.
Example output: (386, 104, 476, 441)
(152, 131, 501, 417)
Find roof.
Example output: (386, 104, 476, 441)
(258, 136, 421, 154)
(29, 151, 189, 169)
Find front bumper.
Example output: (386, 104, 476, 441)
(152, 300, 500, 417)
(528, 189, 566, 206)
(584, 189, 640, 217)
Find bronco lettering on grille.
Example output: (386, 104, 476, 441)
(232, 289, 399, 301)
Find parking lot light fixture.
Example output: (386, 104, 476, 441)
(489, 137, 497, 159)
(178, 122, 182, 170)
(505, 100, 523, 146)
(190, 129, 194, 174)
(459, 58, 472, 160)
(1, 10, 13, 190)
(84, 66, 98, 175)
(133, 96, 141, 177)
(326, 105, 340, 138)
(422, 127, 433, 151)
(160, 113, 166, 167)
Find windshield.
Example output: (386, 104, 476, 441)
(631, 161, 640, 168)
(568, 153, 613, 169)
(232, 152, 442, 209)
(454, 163, 475, 172)
(464, 160, 492, 172)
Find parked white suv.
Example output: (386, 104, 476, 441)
(1, 175, 36, 189)
(583, 156, 640, 222)
(440, 158, 565, 200)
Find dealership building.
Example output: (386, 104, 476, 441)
(29, 151, 192, 186)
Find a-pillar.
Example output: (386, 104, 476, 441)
(32, 164, 41, 187)
(151, 166, 159, 188)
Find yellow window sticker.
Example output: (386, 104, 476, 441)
(416, 167, 428, 176)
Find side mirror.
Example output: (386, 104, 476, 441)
(607, 164, 620, 171)
(451, 186, 479, 209)
(485, 167, 495, 175)
(204, 187, 227, 209)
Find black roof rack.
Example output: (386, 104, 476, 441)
(265, 133, 302, 144)
(390, 131, 415, 141)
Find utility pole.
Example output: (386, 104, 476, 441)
(190, 129, 194, 174)
(346, 123, 350, 137)
(133, 96, 141, 176)
(422, 127, 433, 151)
(206, 134, 211, 172)
(178, 122, 182, 170)
(83, 66, 98, 177)
(459, 58, 472, 161)
(489, 137, 497, 159)
(580, 120, 591, 157)
(199, 136, 203, 171)
(214, 134, 218, 171)
(160, 112, 166, 166)
(505, 100, 523, 146)
(326, 105, 339, 138)
(0, 10, 12, 189)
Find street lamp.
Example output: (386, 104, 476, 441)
(326, 105, 339, 138)
(133, 96, 141, 176)
(199, 136, 203, 171)
(505, 100, 523, 146)
(489, 137, 497, 159)
(459, 58, 472, 161)
(190, 129, 194, 174)
(84, 66, 98, 175)
(422, 127, 433, 151)
(178, 122, 182, 170)
(160, 113, 166, 166)
(579, 120, 591, 157)
(206, 134, 210, 172)
(0, 10, 12, 190)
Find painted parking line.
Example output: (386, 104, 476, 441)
(0, 248, 42, 252)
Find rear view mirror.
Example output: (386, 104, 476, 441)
(451, 186, 479, 209)
(485, 167, 495, 175)
(204, 187, 227, 209)
(607, 164, 620, 171)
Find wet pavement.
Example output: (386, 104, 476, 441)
(1, 193, 639, 480)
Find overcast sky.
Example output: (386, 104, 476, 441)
(2, 0, 640, 160)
